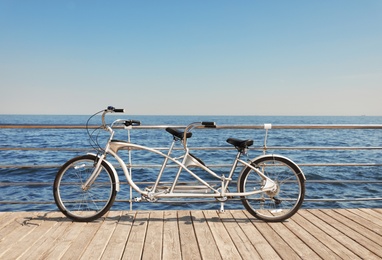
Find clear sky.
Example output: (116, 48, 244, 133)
(1, 1, 381, 115)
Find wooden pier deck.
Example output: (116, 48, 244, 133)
(0, 209, 381, 259)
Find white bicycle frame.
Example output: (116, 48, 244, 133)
(82, 117, 277, 201)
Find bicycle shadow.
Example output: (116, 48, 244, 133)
(13, 211, 72, 226)
(19, 210, 269, 226)
(125, 210, 266, 225)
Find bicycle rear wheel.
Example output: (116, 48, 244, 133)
(238, 155, 305, 222)
(53, 154, 117, 222)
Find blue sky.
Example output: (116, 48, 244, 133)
(1, 1, 381, 115)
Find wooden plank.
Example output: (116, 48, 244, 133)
(2, 212, 59, 259)
(44, 219, 87, 259)
(177, 210, 201, 260)
(219, 210, 261, 260)
(203, 210, 242, 259)
(122, 211, 150, 260)
(190, 210, 222, 260)
(301, 209, 371, 259)
(0, 211, 33, 241)
(296, 210, 358, 258)
(267, 219, 320, 258)
(231, 210, 281, 259)
(361, 208, 382, 220)
(243, 211, 300, 260)
(60, 219, 104, 259)
(18, 216, 71, 259)
(80, 211, 121, 259)
(314, 208, 381, 259)
(318, 209, 382, 258)
(1, 209, 382, 259)
(162, 211, 182, 260)
(282, 213, 338, 259)
(348, 208, 382, 227)
(338, 209, 382, 242)
(0, 212, 44, 258)
(367, 208, 382, 221)
(142, 211, 164, 260)
(101, 211, 135, 260)
(26, 222, 72, 260)
(0, 212, 13, 230)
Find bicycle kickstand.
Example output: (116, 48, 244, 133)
(220, 201, 225, 213)
(219, 176, 226, 213)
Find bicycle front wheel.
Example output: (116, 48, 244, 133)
(238, 155, 305, 222)
(53, 154, 117, 222)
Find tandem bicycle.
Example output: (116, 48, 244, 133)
(53, 106, 306, 222)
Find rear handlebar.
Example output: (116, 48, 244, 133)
(124, 120, 141, 127)
(182, 121, 216, 148)
(202, 121, 216, 128)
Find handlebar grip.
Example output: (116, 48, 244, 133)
(124, 120, 141, 126)
(106, 106, 124, 113)
(202, 122, 216, 128)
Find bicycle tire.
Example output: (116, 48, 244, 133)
(53, 154, 117, 222)
(238, 155, 305, 222)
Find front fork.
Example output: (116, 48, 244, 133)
(81, 153, 106, 191)
(82, 126, 114, 191)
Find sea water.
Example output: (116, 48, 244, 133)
(0, 114, 381, 212)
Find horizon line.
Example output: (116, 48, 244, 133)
(0, 113, 380, 117)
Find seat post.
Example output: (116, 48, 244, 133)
(226, 151, 242, 182)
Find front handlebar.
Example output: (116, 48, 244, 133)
(101, 106, 141, 132)
(101, 106, 125, 128)
(106, 106, 124, 113)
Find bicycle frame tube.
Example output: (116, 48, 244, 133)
(107, 141, 220, 195)
(169, 145, 222, 191)
(106, 140, 277, 199)
(80, 111, 280, 202)
(237, 158, 275, 182)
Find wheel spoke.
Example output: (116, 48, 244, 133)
(53, 155, 117, 222)
(239, 156, 305, 222)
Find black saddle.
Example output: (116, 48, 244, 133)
(226, 138, 254, 151)
(166, 127, 192, 140)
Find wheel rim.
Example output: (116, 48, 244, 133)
(241, 158, 304, 220)
(55, 158, 114, 219)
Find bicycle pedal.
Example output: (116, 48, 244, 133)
(134, 197, 142, 202)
